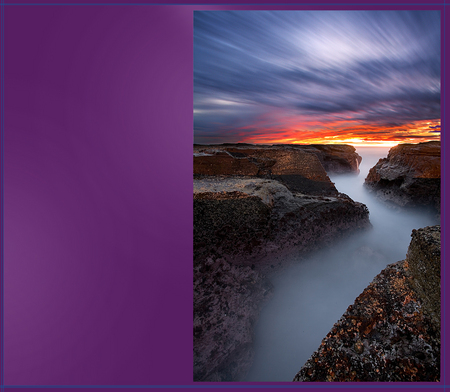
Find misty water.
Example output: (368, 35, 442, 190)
(244, 147, 440, 382)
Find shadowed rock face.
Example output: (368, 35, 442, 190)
(194, 147, 335, 195)
(194, 178, 370, 269)
(193, 258, 273, 382)
(364, 141, 440, 212)
(289, 144, 362, 173)
(194, 143, 361, 193)
(193, 144, 370, 382)
(293, 225, 440, 382)
(406, 226, 441, 334)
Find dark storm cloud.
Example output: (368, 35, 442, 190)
(194, 10, 440, 143)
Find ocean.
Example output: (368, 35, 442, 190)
(244, 146, 440, 382)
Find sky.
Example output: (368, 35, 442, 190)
(194, 11, 441, 147)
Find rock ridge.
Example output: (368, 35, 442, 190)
(194, 143, 362, 187)
(194, 144, 370, 381)
(293, 225, 440, 382)
(364, 141, 440, 213)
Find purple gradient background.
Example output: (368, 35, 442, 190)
(4, 5, 194, 386)
(1, 1, 447, 391)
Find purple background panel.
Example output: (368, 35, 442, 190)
(4, 5, 194, 385)
(2, 1, 447, 390)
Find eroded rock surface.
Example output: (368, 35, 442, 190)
(193, 144, 370, 381)
(406, 226, 441, 334)
(194, 177, 370, 268)
(194, 144, 338, 195)
(285, 144, 362, 173)
(195, 143, 361, 176)
(293, 225, 440, 382)
(364, 141, 440, 212)
(193, 258, 273, 381)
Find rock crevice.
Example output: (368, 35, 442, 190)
(293, 225, 441, 382)
(193, 144, 369, 381)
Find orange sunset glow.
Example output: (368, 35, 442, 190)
(194, 11, 440, 147)
(237, 119, 441, 147)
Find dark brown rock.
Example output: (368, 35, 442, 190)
(193, 258, 273, 381)
(194, 143, 362, 194)
(405, 226, 441, 335)
(194, 152, 259, 176)
(364, 141, 440, 212)
(293, 225, 440, 382)
(193, 144, 371, 381)
(194, 190, 272, 263)
(284, 144, 362, 173)
(194, 178, 371, 270)
(193, 181, 371, 381)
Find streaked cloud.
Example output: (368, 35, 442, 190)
(194, 10, 440, 146)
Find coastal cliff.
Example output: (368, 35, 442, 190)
(364, 141, 440, 213)
(194, 144, 370, 381)
(293, 225, 440, 382)
(194, 143, 362, 179)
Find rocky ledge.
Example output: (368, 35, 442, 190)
(293, 225, 440, 382)
(194, 144, 370, 381)
(280, 144, 362, 173)
(194, 177, 370, 269)
(194, 143, 362, 178)
(364, 141, 440, 212)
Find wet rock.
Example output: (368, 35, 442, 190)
(288, 144, 362, 173)
(194, 151, 259, 176)
(364, 141, 440, 212)
(193, 144, 371, 381)
(194, 178, 371, 268)
(293, 225, 440, 382)
(405, 226, 441, 334)
(194, 143, 361, 183)
(194, 258, 273, 382)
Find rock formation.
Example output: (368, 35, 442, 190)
(194, 178, 370, 269)
(193, 144, 370, 381)
(364, 141, 440, 212)
(194, 143, 362, 179)
(282, 144, 362, 173)
(194, 257, 272, 381)
(293, 225, 440, 382)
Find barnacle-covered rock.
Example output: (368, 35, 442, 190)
(194, 144, 370, 382)
(293, 225, 440, 382)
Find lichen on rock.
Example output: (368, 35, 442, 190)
(293, 225, 440, 382)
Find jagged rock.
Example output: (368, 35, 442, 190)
(194, 145, 336, 195)
(193, 145, 370, 382)
(293, 225, 440, 382)
(193, 258, 273, 381)
(194, 152, 260, 176)
(279, 144, 362, 173)
(364, 141, 440, 212)
(310, 144, 362, 173)
(406, 226, 441, 334)
(194, 143, 362, 181)
(194, 178, 371, 268)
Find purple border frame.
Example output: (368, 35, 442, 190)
(0, 1, 446, 391)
